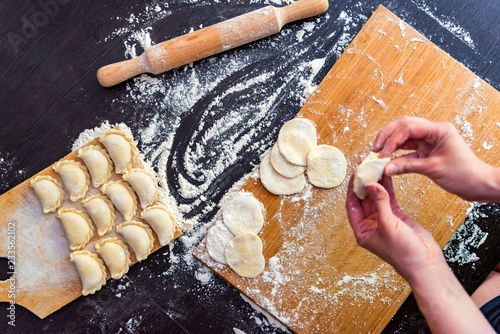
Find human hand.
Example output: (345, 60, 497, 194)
(345, 174, 445, 281)
(372, 116, 500, 202)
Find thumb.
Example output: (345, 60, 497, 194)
(385, 153, 428, 176)
(365, 182, 394, 232)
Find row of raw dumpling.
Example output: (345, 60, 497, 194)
(69, 216, 157, 296)
(60, 200, 176, 296)
(30, 128, 144, 213)
(29, 129, 178, 295)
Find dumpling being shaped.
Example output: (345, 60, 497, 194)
(77, 145, 113, 187)
(30, 175, 65, 213)
(117, 221, 154, 261)
(82, 194, 116, 236)
(101, 180, 137, 221)
(123, 169, 159, 209)
(53, 160, 90, 201)
(99, 129, 137, 174)
(57, 208, 94, 250)
(70, 250, 107, 296)
(95, 237, 131, 279)
(141, 205, 176, 246)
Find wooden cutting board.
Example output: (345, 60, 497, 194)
(0, 128, 182, 319)
(194, 5, 500, 334)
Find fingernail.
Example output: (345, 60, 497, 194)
(386, 164, 397, 176)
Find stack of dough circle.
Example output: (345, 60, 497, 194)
(270, 144, 305, 178)
(95, 237, 131, 279)
(99, 129, 137, 174)
(223, 193, 264, 235)
(260, 118, 348, 195)
(82, 194, 116, 236)
(117, 221, 155, 261)
(277, 118, 317, 166)
(306, 145, 347, 188)
(260, 154, 305, 195)
(224, 232, 265, 278)
(206, 220, 234, 265)
(141, 205, 176, 246)
(53, 160, 90, 201)
(206, 192, 266, 278)
(77, 145, 113, 187)
(30, 175, 65, 213)
(56, 208, 94, 251)
(101, 180, 137, 221)
(70, 250, 107, 296)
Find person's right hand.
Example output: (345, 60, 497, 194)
(372, 116, 500, 202)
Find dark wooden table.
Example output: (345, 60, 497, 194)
(1, 0, 499, 333)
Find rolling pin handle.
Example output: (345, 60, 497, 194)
(277, 0, 329, 26)
(97, 53, 151, 87)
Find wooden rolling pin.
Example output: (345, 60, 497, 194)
(97, 0, 329, 87)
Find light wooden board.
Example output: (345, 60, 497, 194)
(194, 5, 500, 334)
(0, 127, 182, 318)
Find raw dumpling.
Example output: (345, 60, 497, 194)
(70, 250, 107, 295)
(99, 129, 137, 174)
(53, 160, 90, 201)
(117, 221, 154, 261)
(82, 194, 116, 236)
(57, 208, 94, 250)
(225, 232, 265, 278)
(222, 192, 264, 235)
(30, 175, 65, 213)
(101, 180, 137, 221)
(77, 145, 113, 187)
(95, 237, 131, 279)
(123, 169, 159, 208)
(353, 153, 391, 199)
(141, 205, 176, 246)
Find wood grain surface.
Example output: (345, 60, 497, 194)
(194, 5, 500, 333)
(0, 128, 182, 319)
(0, 0, 499, 333)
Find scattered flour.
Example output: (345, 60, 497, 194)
(454, 115, 475, 141)
(443, 203, 490, 266)
(396, 20, 406, 37)
(372, 96, 387, 109)
(393, 73, 404, 85)
(240, 293, 291, 333)
(482, 141, 493, 150)
(410, 0, 476, 50)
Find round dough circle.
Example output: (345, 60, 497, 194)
(306, 145, 347, 188)
(225, 232, 265, 278)
(270, 144, 306, 178)
(277, 118, 317, 166)
(260, 154, 305, 195)
(206, 222, 234, 264)
(223, 193, 264, 235)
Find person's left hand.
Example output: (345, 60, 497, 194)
(345, 174, 445, 282)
